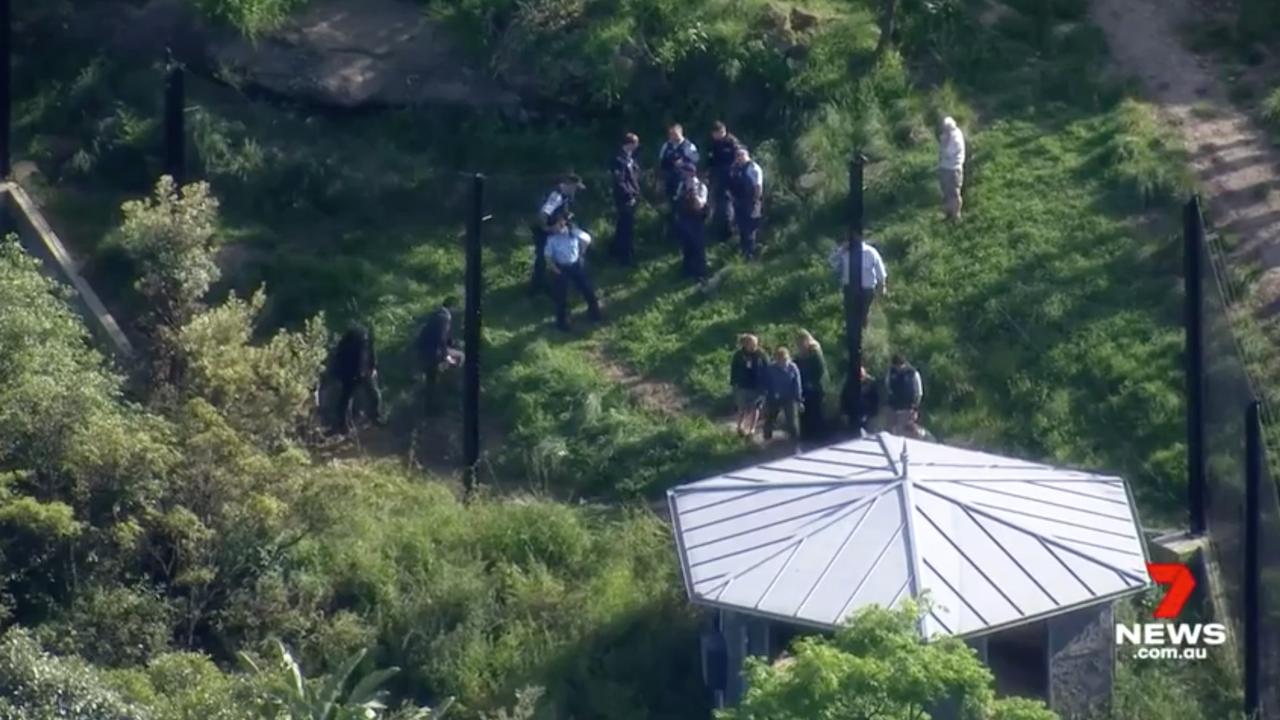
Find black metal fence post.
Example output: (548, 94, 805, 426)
(1185, 195, 1207, 535)
(1245, 400, 1262, 718)
(845, 155, 866, 435)
(163, 50, 185, 186)
(1, 0, 11, 180)
(462, 173, 484, 498)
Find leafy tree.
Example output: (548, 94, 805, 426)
(174, 288, 329, 449)
(240, 641, 454, 720)
(116, 176, 223, 376)
(716, 603, 1058, 720)
(0, 627, 148, 720)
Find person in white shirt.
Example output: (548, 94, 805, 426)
(829, 236, 889, 328)
(544, 212, 602, 331)
(938, 116, 966, 222)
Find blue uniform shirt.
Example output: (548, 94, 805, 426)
(544, 227, 591, 265)
(659, 139, 699, 177)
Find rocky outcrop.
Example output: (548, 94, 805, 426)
(97, 0, 521, 111)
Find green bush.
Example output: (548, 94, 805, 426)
(0, 627, 148, 720)
(36, 586, 177, 668)
(1103, 99, 1192, 207)
(1262, 87, 1280, 129)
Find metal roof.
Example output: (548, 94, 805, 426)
(667, 433, 1151, 639)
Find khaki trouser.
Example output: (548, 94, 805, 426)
(891, 408, 918, 437)
(939, 167, 963, 215)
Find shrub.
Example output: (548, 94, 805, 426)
(1262, 87, 1280, 129)
(193, 0, 309, 36)
(1103, 99, 1192, 207)
(36, 586, 177, 668)
(0, 627, 148, 720)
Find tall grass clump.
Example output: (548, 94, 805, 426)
(1262, 87, 1280, 130)
(1103, 99, 1192, 208)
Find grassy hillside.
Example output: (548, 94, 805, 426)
(2, 0, 1246, 717)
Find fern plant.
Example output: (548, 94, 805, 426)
(240, 641, 453, 720)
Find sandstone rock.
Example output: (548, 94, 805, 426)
(789, 7, 820, 33)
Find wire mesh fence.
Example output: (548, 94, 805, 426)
(1196, 196, 1280, 717)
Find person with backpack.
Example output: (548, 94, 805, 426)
(762, 346, 803, 444)
(417, 297, 464, 408)
(331, 321, 385, 433)
(886, 353, 923, 437)
(730, 333, 768, 438)
(794, 329, 826, 442)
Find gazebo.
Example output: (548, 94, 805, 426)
(667, 433, 1151, 718)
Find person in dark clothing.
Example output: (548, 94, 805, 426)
(841, 365, 881, 435)
(674, 162, 710, 285)
(658, 124, 699, 244)
(707, 121, 741, 243)
(728, 147, 764, 260)
(418, 297, 465, 402)
(762, 346, 802, 443)
(794, 330, 826, 442)
(886, 353, 923, 437)
(611, 133, 642, 266)
(331, 322, 384, 433)
(730, 333, 768, 438)
(530, 174, 585, 296)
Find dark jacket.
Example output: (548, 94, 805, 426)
(842, 373, 881, 424)
(795, 350, 826, 393)
(765, 361, 802, 403)
(659, 139, 699, 191)
(418, 307, 454, 365)
(729, 161, 764, 218)
(708, 134, 741, 183)
(888, 364, 921, 410)
(730, 348, 768, 391)
(334, 325, 376, 381)
(611, 151, 641, 206)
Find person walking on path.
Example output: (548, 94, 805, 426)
(545, 212, 603, 331)
(730, 333, 768, 438)
(728, 147, 764, 261)
(829, 235, 888, 327)
(938, 116, 966, 222)
(673, 162, 710, 286)
(886, 353, 923, 437)
(610, 133, 642, 266)
(417, 297, 465, 410)
(707, 121, 742, 243)
(331, 321, 385, 434)
(762, 346, 803, 444)
(531, 174, 585, 296)
(841, 364, 881, 435)
(794, 330, 827, 442)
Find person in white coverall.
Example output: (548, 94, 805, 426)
(938, 116, 966, 222)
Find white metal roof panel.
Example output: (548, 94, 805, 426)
(668, 433, 1152, 639)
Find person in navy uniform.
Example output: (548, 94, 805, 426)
(330, 321, 385, 434)
(707, 121, 742, 243)
(417, 297, 464, 410)
(529, 174, 585, 296)
(673, 161, 710, 286)
(544, 211, 603, 331)
(658, 124, 699, 244)
(610, 132, 641, 266)
(728, 146, 764, 261)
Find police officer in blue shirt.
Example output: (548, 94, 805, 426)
(611, 132, 641, 266)
(728, 147, 764, 261)
(659, 124, 699, 244)
(530, 174, 585, 296)
(674, 161, 710, 284)
(544, 210, 603, 331)
(707, 121, 742, 243)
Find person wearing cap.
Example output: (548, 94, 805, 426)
(829, 234, 888, 328)
(673, 161, 710, 285)
(707, 121, 742, 243)
(728, 146, 764, 261)
(611, 132, 642, 266)
(530, 174, 585, 296)
(544, 211, 602, 331)
(938, 116, 966, 222)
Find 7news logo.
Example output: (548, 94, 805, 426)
(1116, 563, 1226, 660)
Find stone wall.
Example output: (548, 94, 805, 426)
(1048, 604, 1115, 720)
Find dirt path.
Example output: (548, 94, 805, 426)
(1090, 0, 1280, 306)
